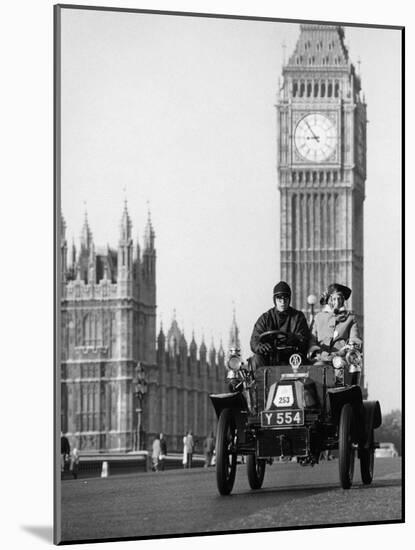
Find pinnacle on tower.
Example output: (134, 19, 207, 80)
(144, 206, 155, 250)
(71, 238, 76, 268)
(81, 209, 93, 250)
(228, 306, 241, 352)
(119, 199, 132, 243)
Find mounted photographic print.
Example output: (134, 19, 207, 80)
(54, 4, 404, 545)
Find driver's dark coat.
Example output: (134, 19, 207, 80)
(250, 307, 310, 355)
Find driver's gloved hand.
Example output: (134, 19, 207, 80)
(256, 342, 272, 355)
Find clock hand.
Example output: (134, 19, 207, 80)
(305, 120, 318, 139)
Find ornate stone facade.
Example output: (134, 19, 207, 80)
(149, 318, 227, 453)
(60, 203, 156, 452)
(60, 204, 228, 453)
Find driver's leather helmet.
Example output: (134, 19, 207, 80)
(273, 281, 291, 304)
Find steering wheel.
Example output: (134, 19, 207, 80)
(258, 330, 298, 350)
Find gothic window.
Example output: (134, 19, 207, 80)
(299, 82, 305, 97)
(328, 82, 333, 97)
(321, 83, 326, 97)
(312, 172, 317, 183)
(307, 82, 312, 96)
(292, 171, 297, 183)
(335, 81, 339, 97)
(293, 81, 298, 97)
(83, 314, 91, 346)
(314, 82, 319, 97)
(291, 195, 297, 250)
(298, 172, 303, 183)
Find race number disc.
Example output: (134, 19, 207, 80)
(273, 384, 294, 407)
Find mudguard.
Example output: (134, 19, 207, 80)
(209, 392, 249, 445)
(327, 385, 363, 426)
(209, 392, 248, 419)
(360, 400, 382, 447)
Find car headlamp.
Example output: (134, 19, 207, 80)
(332, 356, 347, 370)
(227, 355, 242, 371)
(345, 349, 362, 373)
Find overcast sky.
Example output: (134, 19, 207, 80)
(60, 8, 401, 413)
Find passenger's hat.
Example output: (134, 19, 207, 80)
(273, 281, 291, 298)
(327, 283, 352, 301)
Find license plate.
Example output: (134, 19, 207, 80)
(260, 409, 304, 427)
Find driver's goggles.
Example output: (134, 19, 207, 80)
(275, 294, 290, 301)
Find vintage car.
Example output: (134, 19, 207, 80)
(209, 330, 382, 495)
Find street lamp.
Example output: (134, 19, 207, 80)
(307, 294, 317, 327)
(133, 362, 148, 451)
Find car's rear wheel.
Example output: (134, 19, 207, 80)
(247, 454, 266, 489)
(216, 408, 237, 495)
(360, 429, 375, 485)
(338, 403, 355, 489)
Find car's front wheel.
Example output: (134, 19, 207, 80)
(338, 403, 355, 489)
(247, 454, 266, 489)
(216, 408, 237, 495)
(360, 428, 375, 485)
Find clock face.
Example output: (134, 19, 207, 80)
(294, 113, 337, 162)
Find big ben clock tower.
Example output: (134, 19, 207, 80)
(277, 24, 366, 336)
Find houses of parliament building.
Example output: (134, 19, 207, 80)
(60, 204, 229, 454)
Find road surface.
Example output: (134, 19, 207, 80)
(60, 457, 402, 543)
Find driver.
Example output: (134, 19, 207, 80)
(250, 281, 310, 368)
(308, 283, 362, 360)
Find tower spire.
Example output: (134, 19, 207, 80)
(144, 203, 155, 250)
(228, 305, 241, 352)
(81, 208, 93, 250)
(120, 198, 132, 242)
(117, 200, 133, 286)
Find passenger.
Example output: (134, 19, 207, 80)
(250, 281, 310, 368)
(308, 283, 362, 361)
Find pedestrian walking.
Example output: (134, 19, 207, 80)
(184, 430, 194, 469)
(69, 447, 80, 479)
(159, 433, 167, 471)
(152, 435, 161, 471)
(203, 432, 215, 468)
(182, 434, 187, 468)
(61, 433, 70, 473)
